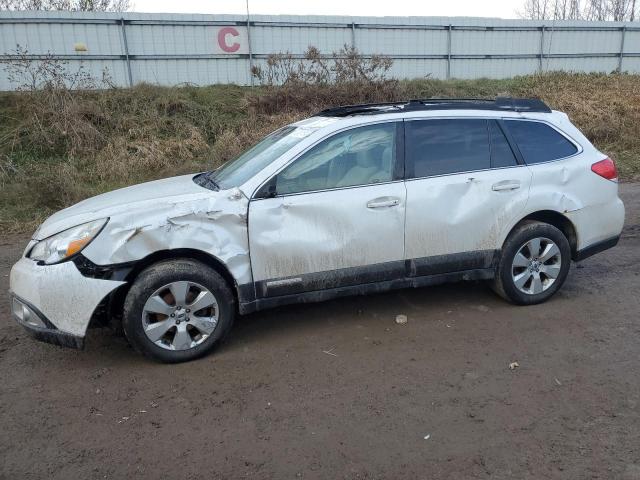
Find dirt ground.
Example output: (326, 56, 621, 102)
(1, 184, 639, 480)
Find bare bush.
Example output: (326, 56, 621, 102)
(0, 0, 130, 11)
(3, 45, 110, 91)
(251, 45, 393, 86)
(250, 53, 301, 86)
(249, 44, 397, 115)
(333, 45, 393, 83)
(519, 0, 639, 20)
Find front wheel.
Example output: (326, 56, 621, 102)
(492, 221, 571, 305)
(122, 259, 235, 363)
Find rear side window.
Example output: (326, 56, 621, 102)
(489, 121, 518, 168)
(406, 119, 490, 178)
(505, 120, 578, 164)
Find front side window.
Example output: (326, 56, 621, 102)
(406, 119, 491, 178)
(504, 120, 578, 164)
(274, 123, 397, 195)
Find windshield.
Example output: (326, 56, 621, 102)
(210, 126, 314, 189)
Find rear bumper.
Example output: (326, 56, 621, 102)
(566, 197, 625, 253)
(574, 235, 620, 262)
(10, 294, 84, 349)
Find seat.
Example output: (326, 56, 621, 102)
(336, 146, 392, 188)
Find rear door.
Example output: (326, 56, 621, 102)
(403, 118, 532, 275)
(248, 121, 406, 298)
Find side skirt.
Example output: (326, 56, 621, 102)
(239, 268, 495, 314)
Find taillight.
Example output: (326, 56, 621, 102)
(591, 157, 618, 181)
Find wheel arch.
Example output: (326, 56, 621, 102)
(503, 210, 578, 259)
(104, 249, 243, 328)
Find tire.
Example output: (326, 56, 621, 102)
(492, 220, 571, 305)
(122, 259, 235, 363)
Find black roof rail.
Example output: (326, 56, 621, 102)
(316, 97, 552, 117)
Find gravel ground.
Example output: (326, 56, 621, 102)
(1, 184, 639, 480)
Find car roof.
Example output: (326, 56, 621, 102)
(316, 97, 551, 118)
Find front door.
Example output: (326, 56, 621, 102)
(248, 122, 406, 298)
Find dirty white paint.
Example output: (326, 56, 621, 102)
(249, 182, 406, 281)
(404, 166, 532, 259)
(10, 258, 124, 336)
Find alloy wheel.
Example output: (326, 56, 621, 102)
(511, 237, 562, 295)
(141, 281, 219, 350)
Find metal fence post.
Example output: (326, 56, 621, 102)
(119, 17, 133, 87)
(619, 25, 627, 72)
(539, 25, 545, 72)
(351, 22, 356, 48)
(246, 12, 254, 86)
(447, 24, 452, 80)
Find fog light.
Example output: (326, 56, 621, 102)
(11, 297, 25, 321)
(11, 298, 46, 328)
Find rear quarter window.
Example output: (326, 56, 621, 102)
(505, 120, 578, 164)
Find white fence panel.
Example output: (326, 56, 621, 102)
(1, 11, 639, 90)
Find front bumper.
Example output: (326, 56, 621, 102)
(10, 295, 85, 349)
(9, 257, 125, 346)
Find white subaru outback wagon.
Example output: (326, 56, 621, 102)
(9, 98, 625, 362)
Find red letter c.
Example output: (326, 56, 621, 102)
(218, 27, 241, 53)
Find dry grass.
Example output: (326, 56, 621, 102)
(248, 72, 640, 179)
(211, 111, 306, 164)
(1, 72, 639, 234)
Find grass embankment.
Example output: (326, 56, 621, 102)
(1, 72, 639, 234)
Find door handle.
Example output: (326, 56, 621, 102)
(492, 180, 521, 192)
(367, 197, 400, 209)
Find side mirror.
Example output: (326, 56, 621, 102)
(254, 178, 277, 199)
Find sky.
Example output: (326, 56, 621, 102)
(131, 0, 521, 19)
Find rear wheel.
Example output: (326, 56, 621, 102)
(123, 259, 234, 363)
(493, 221, 571, 305)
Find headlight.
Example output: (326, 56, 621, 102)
(28, 219, 108, 265)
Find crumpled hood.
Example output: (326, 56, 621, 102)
(34, 174, 216, 239)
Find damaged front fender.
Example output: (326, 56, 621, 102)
(81, 188, 252, 286)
